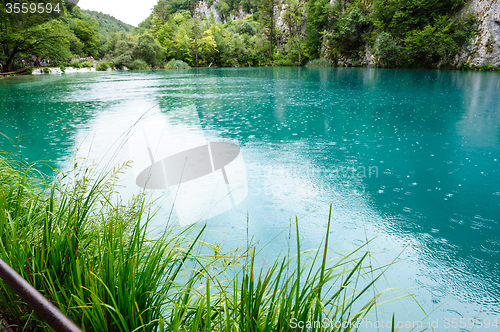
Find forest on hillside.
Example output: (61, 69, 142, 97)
(131, 0, 479, 69)
(97, 0, 481, 69)
(0, 0, 489, 71)
(84, 10, 136, 35)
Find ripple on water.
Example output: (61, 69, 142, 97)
(3, 67, 500, 319)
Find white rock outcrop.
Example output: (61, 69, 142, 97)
(457, 0, 500, 66)
(33, 67, 98, 75)
(196, 0, 223, 23)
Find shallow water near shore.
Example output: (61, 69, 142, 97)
(1, 67, 499, 329)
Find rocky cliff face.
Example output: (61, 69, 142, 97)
(324, 0, 500, 67)
(457, 0, 500, 66)
(341, 0, 500, 67)
(196, 0, 250, 23)
(195, 0, 500, 67)
(196, 0, 222, 22)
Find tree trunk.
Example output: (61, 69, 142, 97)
(298, 40, 301, 65)
(194, 19, 198, 67)
(5, 56, 14, 72)
(270, 0, 274, 59)
(192, 2, 199, 67)
(4, 43, 22, 72)
(194, 35, 198, 67)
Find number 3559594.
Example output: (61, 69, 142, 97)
(5, 2, 61, 14)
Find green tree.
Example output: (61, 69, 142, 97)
(174, 29, 194, 63)
(111, 40, 137, 68)
(305, 0, 330, 59)
(371, 0, 475, 68)
(216, 0, 231, 20)
(1, 20, 75, 71)
(324, 6, 370, 59)
(35, 21, 79, 63)
(137, 34, 163, 65)
(156, 24, 176, 56)
(151, 15, 166, 38)
(372, 0, 466, 36)
(192, 1, 201, 66)
(69, 17, 99, 56)
(373, 32, 401, 67)
(138, 15, 154, 34)
(237, 20, 257, 35)
(0, 0, 77, 71)
(259, 0, 276, 59)
(198, 26, 219, 64)
(284, 0, 306, 65)
(153, 0, 170, 24)
(403, 14, 476, 68)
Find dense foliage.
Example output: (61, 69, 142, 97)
(0, 0, 482, 72)
(99, 33, 163, 68)
(0, 1, 100, 72)
(316, 0, 477, 68)
(84, 10, 136, 35)
(136, 0, 477, 69)
(370, 0, 477, 68)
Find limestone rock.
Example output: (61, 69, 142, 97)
(457, 0, 500, 66)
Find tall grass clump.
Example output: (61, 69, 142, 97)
(0, 156, 405, 331)
(306, 59, 333, 67)
(0, 157, 201, 331)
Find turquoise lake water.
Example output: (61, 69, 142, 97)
(1, 67, 499, 330)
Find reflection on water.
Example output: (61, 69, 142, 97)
(1, 68, 499, 324)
